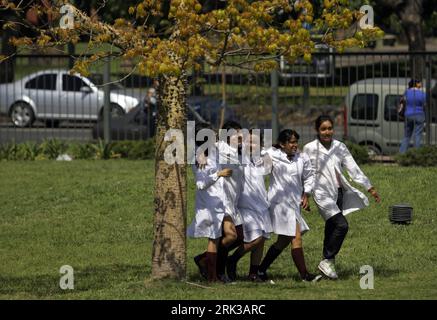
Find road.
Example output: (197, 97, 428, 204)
(0, 121, 94, 144)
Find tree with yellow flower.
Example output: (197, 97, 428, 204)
(0, 0, 382, 280)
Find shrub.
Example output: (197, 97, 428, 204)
(395, 146, 437, 166)
(0, 143, 18, 160)
(15, 142, 41, 160)
(128, 140, 155, 160)
(344, 141, 370, 165)
(92, 139, 120, 160)
(0, 139, 155, 161)
(111, 141, 134, 158)
(67, 142, 95, 159)
(40, 139, 68, 159)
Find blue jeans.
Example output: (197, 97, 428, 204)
(399, 114, 425, 154)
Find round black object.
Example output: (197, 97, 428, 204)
(389, 204, 413, 224)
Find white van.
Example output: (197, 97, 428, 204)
(345, 78, 437, 155)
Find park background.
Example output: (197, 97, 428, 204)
(1, 0, 437, 299)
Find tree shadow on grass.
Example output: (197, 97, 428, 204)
(0, 264, 150, 297)
(187, 270, 296, 284)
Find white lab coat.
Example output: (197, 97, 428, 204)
(302, 139, 373, 221)
(216, 140, 243, 226)
(237, 153, 273, 242)
(187, 150, 226, 240)
(265, 148, 314, 237)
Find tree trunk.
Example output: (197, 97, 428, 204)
(398, 0, 426, 79)
(378, 0, 426, 78)
(151, 69, 187, 279)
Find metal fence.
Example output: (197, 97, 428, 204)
(0, 51, 436, 155)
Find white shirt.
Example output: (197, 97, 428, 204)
(216, 140, 243, 225)
(265, 147, 314, 236)
(187, 150, 226, 239)
(238, 153, 269, 213)
(303, 139, 372, 221)
(237, 152, 273, 241)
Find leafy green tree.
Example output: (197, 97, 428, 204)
(365, 0, 437, 78)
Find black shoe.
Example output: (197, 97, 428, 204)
(226, 259, 237, 282)
(257, 270, 269, 282)
(248, 274, 263, 282)
(194, 255, 208, 280)
(218, 273, 233, 284)
(302, 273, 323, 283)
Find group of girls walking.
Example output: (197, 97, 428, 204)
(187, 115, 381, 283)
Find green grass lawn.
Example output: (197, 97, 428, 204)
(1, 160, 437, 299)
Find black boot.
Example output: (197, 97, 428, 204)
(194, 252, 208, 280)
(206, 252, 218, 282)
(258, 245, 283, 281)
(216, 244, 229, 280)
(226, 247, 245, 282)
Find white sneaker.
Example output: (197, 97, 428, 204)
(318, 259, 338, 279)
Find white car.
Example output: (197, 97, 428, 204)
(345, 77, 437, 155)
(0, 69, 139, 127)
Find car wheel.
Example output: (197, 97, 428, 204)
(10, 102, 35, 128)
(110, 104, 125, 118)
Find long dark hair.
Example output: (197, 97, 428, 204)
(222, 120, 242, 130)
(314, 115, 334, 143)
(274, 129, 299, 149)
(221, 120, 242, 153)
(408, 79, 421, 89)
(315, 114, 334, 131)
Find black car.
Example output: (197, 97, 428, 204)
(92, 96, 234, 140)
(187, 96, 235, 127)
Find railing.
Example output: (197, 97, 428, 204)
(0, 51, 436, 155)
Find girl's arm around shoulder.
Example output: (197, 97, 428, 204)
(193, 162, 233, 191)
(192, 162, 221, 191)
(193, 164, 218, 191)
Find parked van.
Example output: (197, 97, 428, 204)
(344, 78, 437, 155)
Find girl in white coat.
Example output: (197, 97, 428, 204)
(225, 130, 273, 282)
(257, 129, 321, 282)
(302, 115, 381, 279)
(188, 122, 233, 282)
(214, 120, 245, 281)
(193, 121, 244, 282)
